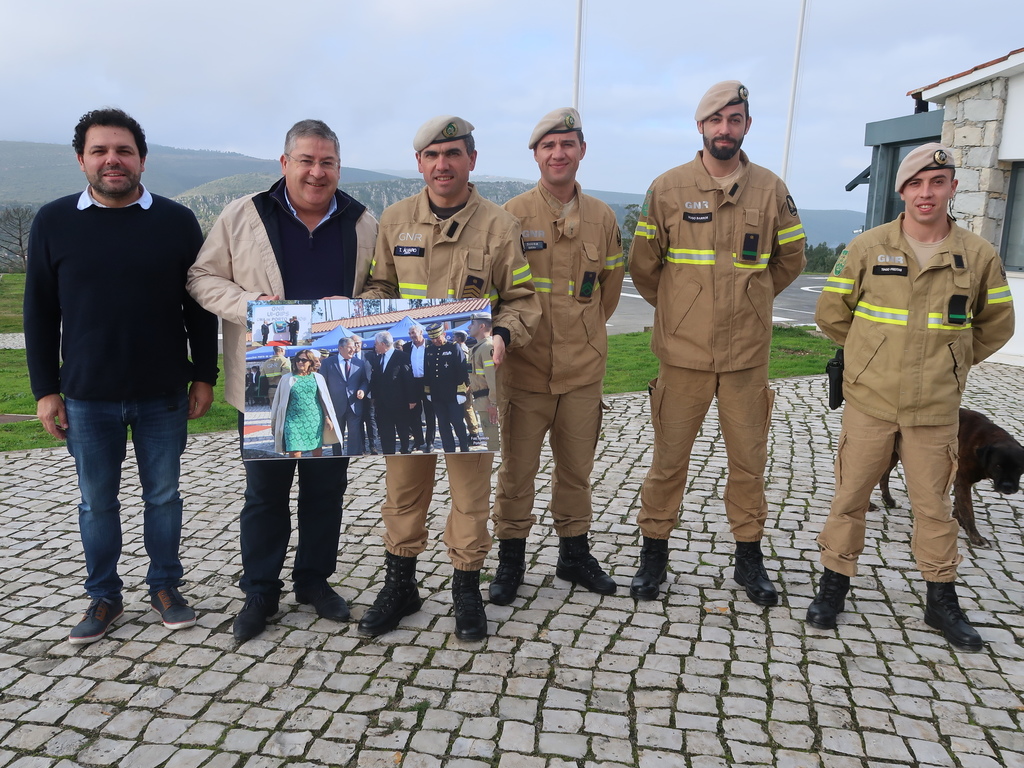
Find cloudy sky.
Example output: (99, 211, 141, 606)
(3, 0, 1022, 211)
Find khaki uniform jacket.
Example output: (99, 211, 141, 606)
(469, 337, 496, 409)
(187, 190, 377, 410)
(502, 183, 624, 394)
(361, 185, 540, 349)
(631, 151, 806, 371)
(816, 215, 1015, 426)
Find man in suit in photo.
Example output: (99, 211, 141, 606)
(368, 331, 417, 455)
(323, 337, 371, 455)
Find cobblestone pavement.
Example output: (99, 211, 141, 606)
(2, 363, 1023, 768)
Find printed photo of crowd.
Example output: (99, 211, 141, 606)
(242, 298, 498, 459)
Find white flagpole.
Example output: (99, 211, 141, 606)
(781, 0, 809, 182)
(573, 0, 584, 109)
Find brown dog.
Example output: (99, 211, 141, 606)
(871, 408, 1024, 547)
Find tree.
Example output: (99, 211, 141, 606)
(0, 206, 35, 272)
(804, 241, 846, 274)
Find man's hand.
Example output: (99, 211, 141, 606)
(37, 394, 68, 440)
(356, 390, 365, 399)
(491, 334, 506, 365)
(188, 382, 214, 420)
(409, 402, 418, 410)
(488, 404, 499, 426)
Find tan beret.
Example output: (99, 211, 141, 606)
(694, 80, 749, 122)
(528, 107, 582, 149)
(895, 142, 955, 193)
(413, 116, 475, 153)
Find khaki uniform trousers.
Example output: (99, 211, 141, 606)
(463, 398, 481, 436)
(493, 380, 602, 539)
(473, 404, 500, 450)
(819, 405, 961, 582)
(381, 452, 493, 571)
(638, 364, 774, 542)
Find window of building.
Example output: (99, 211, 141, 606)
(1002, 162, 1024, 272)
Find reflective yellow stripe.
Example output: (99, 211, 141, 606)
(666, 248, 715, 265)
(512, 264, 532, 285)
(635, 222, 657, 240)
(399, 282, 427, 298)
(369, 258, 378, 276)
(534, 277, 552, 293)
(605, 251, 624, 270)
(928, 312, 973, 330)
(779, 224, 806, 244)
(447, 288, 456, 297)
(823, 276, 854, 295)
(733, 252, 771, 270)
(483, 359, 494, 368)
(486, 289, 498, 304)
(568, 279, 575, 296)
(988, 285, 1013, 304)
(853, 301, 908, 325)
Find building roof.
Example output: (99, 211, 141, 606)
(311, 298, 490, 334)
(909, 47, 1024, 103)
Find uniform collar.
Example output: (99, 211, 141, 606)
(692, 150, 751, 203)
(414, 183, 482, 241)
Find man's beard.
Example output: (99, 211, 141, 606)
(704, 133, 743, 161)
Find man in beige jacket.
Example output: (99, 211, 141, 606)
(187, 119, 377, 643)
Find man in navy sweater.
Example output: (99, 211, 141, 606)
(24, 108, 219, 645)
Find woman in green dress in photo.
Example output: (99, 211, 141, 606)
(270, 352, 341, 458)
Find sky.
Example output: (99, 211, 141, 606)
(2, 0, 1023, 211)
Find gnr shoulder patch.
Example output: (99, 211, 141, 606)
(832, 250, 848, 276)
(641, 189, 653, 218)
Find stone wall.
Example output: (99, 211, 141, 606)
(941, 77, 1013, 245)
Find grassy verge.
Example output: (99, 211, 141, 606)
(604, 325, 835, 395)
(0, 350, 237, 452)
(0, 273, 25, 334)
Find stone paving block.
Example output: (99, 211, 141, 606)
(5, 366, 1024, 767)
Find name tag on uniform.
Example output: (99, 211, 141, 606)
(395, 246, 425, 257)
(872, 265, 908, 276)
(683, 212, 712, 223)
(523, 240, 547, 251)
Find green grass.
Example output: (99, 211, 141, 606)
(0, 273, 26, 333)
(603, 325, 835, 395)
(0, 349, 237, 452)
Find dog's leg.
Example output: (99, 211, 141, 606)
(953, 474, 989, 548)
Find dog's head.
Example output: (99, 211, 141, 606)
(978, 442, 1024, 495)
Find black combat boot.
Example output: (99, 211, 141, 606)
(924, 581, 983, 651)
(488, 538, 527, 606)
(733, 540, 779, 606)
(452, 569, 488, 641)
(555, 534, 616, 595)
(806, 568, 850, 630)
(357, 552, 422, 637)
(630, 537, 669, 600)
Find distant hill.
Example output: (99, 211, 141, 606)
(2, 140, 863, 247)
(0, 141, 400, 203)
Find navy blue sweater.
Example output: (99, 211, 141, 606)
(24, 193, 219, 400)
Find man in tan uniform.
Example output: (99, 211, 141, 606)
(630, 81, 806, 605)
(490, 108, 624, 605)
(467, 313, 499, 449)
(358, 116, 540, 641)
(810, 144, 1014, 650)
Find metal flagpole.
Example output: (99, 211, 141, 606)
(573, 0, 584, 109)
(781, 0, 808, 182)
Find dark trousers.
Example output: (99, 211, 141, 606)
(434, 399, 469, 452)
(376, 406, 411, 455)
(236, 415, 348, 595)
(409, 378, 435, 448)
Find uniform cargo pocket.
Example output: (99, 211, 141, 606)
(670, 280, 702, 334)
(846, 325, 886, 386)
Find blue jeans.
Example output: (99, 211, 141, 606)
(65, 391, 189, 600)
(237, 414, 349, 596)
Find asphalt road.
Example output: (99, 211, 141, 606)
(608, 273, 827, 335)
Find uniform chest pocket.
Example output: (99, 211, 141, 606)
(455, 248, 491, 299)
(737, 209, 766, 265)
(575, 242, 601, 303)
